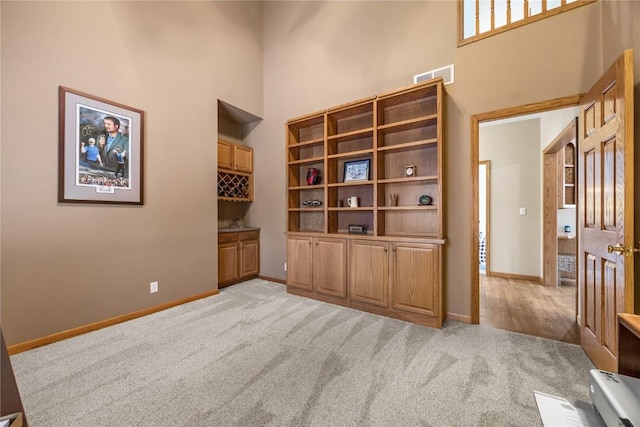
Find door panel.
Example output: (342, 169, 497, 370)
(314, 238, 347, 298)
(287, 236, 313, 291)
(578, 50, 634, 372)
(391, 243, 439, 317)
(602, 137, 616, 230)
(349, 240, 388, 307)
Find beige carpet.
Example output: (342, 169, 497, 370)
(11, 279, 594, 426)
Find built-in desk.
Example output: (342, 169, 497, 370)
(618, 313, 640, 377)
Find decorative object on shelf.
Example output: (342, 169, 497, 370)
(418, 195, 432, 205)
(348, 224, 368, 234)
(405, 165, 416, 177)
(389, 193, 398, 206)
(58, 86, 144, 205)
(564, 225, 571, 233)
(343, 159, 370, 182)
(302, 199, 322, 208)
(307, 167, 320, 185)
(347, 196, 359, 208)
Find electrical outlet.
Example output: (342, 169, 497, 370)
(284, 262, 287, 272)
(150, 281, 158, 293)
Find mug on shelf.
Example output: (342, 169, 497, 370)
(347, 196, 359, 208)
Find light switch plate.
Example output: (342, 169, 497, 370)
(520, 207, 526, 215)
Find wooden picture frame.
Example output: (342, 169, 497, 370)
(58, 86, 144, 204)
(343, 159, 370, 182)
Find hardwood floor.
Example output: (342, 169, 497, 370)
(480, 273, 580, 344)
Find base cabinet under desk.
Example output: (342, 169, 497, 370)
(286, 233, 443, 328)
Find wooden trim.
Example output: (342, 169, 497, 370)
(489, 271, 542, 284)
(446, 312, 472, 323)
(471, 95, 581, 325)
(7, 290, 220, 355)
(471, 115, 481, 324)
(543, 151, 559, 287)
(258, 275, 286, 285)
(543, 118, 578, 154)
(479, 160, 491, 274)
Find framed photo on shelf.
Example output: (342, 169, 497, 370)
(343, 159, 370, 183)
(59, 86, 144, 204)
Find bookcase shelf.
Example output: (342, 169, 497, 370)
(286, 78, 443, 238)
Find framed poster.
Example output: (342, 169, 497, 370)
(343, 159, 371, 182)
(58, 86, 144, 204)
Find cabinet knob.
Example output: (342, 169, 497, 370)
(384, 248, 387, 252)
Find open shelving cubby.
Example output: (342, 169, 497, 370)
(287, 112, 326, 233)
(375, 80, 442, 239)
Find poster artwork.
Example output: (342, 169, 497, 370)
(76, 104, 132, 190)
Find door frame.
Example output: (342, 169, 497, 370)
(478, 160, 491, 275)
(470, 95, 581, 324)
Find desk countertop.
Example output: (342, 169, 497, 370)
(218, 227, 260, 234)
(558, 233, 576, 240)
(619, 313, 640, 339)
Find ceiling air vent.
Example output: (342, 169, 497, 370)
(414, 64, 455, 85)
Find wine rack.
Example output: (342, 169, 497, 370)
(218, 172, 251, 201)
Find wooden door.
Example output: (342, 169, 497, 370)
(314, 237, 347, 298)
(218, 242, 239, 284)
(349, 240, 388, 307)
(391, 242, 440, 318)
(579, 50, 635, 372)
(240, 239, 259, 278)
(234, 145, 253, 173)
(287, 236, 313, 291)
(218, 140, 233, 170)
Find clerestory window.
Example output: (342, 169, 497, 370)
(458, 0, 596, 46)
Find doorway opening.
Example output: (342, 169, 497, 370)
(471, 96, 581, 343)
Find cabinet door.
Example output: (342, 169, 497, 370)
(240, 239, 260, 278)
(349, 240, 388, 306)
(218, 242, 239, 284)
(314, 237, 347, 298)
(287, 236, 313, 290)
(391, 242, 439, 317)
(234, 145, 253, 173)
(218, 140, 233, 170)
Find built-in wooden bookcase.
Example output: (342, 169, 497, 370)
(286, 78, 445, 328)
